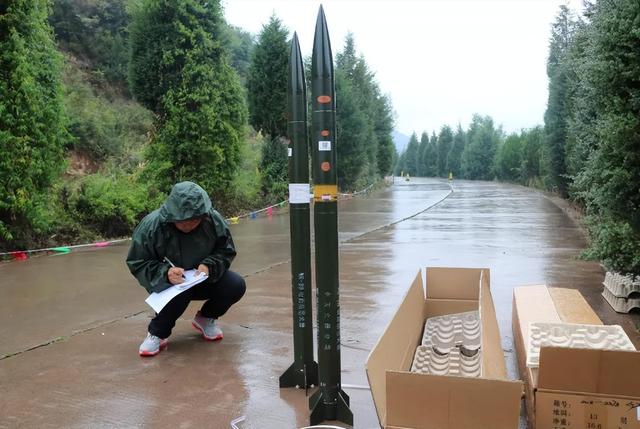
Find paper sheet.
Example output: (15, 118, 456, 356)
(145, 269, 208, 313)
(289, 183, 311, 204)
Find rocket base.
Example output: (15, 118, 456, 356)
(279, 360, 318, 389)
(309, 388, 353, 426)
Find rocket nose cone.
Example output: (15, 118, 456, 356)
(317, 5, 326, 23)
(314, 5, 329, 42)
(289, 32, 305, 95)
(290, 32, 300, 63)
(312, 5, 333, 78)
(291, 32, 302, 62)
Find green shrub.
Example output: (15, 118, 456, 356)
(67, 173, 160, 237)
(584, 216, 640, 275)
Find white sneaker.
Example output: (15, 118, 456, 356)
(139, 332, 168, 357)
(192, 311, 223, 341)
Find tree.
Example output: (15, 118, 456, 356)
(496, 133, 522, 182)
(447, 124, 465, 179)
(335, 69, 367, 190)
(571, 0, 640, 274)
(128, 0, 247, 195)
(520, 126, 543, 185)
(436, 125, 453, 177)
(418, 131, 436, 177)
(0, 0, 69, 245)
(564, 16, 596, 199)
(247, 15, 289, 201)
(247, 14, 289, 139)
(417, 132, 428, 176)
(336, 33, 386, 187)
(543, 5, 576, 196)
(222, 24, 254, 86)
(404, 132, 419, 176)
(373, 95, 396, 176)
(334, 33, 396, 186)
(128, 1, 182, 113)
(462, 115, 501, 180)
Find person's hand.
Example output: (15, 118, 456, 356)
(196, 264, 209, 277)
(168, 267, 185, 285)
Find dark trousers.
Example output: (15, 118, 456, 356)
(148, 270, 246, 339)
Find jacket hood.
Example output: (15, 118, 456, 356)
(159, 181, 213, 222)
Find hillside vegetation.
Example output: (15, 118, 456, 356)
(0, 0, 396, 252)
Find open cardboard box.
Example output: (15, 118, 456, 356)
(512, 285, 640, 429)
(366, 267, 523, 429)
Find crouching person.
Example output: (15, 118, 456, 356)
(126, 181, 246, 356)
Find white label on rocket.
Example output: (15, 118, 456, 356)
(318, 140, 331, 151)
(289, 183, 311, 204)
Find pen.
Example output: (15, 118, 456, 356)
(163, 256, 185, 279)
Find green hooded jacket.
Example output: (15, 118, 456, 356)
(126, 181, 236, 294)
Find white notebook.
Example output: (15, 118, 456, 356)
(145, 270, 208, 313)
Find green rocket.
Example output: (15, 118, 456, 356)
(280, 32, 318, 390)
(308, 6, 353, 426)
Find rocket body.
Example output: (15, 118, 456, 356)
(280, 33, 318, 389)
(309, 6, 353, 426)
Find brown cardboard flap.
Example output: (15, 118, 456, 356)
(366, 271, 426, 427)
(512, 292, 538, 428)
(425, 267, 485, 300)
(386, 371, 523, 429)
(538, 347, 640, 397)
(512, 285, 561, 362)
(424, 298, 478, 318)
(548, 287, 602, 324)
(479, 269, 507, 379)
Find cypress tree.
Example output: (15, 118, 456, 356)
(496, 133, 523, 182)
(564, 17, 596, 199)
(573, 0, 640, 274)
(128, 0, 247, 195)
(418, 131, 437, 177)
(247, 14, 289, 201)
(0, 0, 68, 244)
(373, 95, 395, 176)
(417, 132, 428, 176)
(520, 126, 543, 185)
(404, 132, 419, 176)
(247, 14, 289, 139)
(436, 125, 453, 177)
(446, 124, 465, 178)
(462, 115, 500, 180)
(336, 34, 388, 187)
(335, 69, 367, 191)
(543, 5, 575, 196)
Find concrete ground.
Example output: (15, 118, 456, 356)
(1, 178, 638, 429)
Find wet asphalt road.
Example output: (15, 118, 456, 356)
(1, 178, 638, 429)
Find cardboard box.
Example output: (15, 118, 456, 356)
(512, 285, 640, 429)
(366, 267, 523, 429)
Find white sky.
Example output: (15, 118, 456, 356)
(222, 0, 583, 137)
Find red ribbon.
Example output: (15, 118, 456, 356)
(10, 251, 28, 261)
